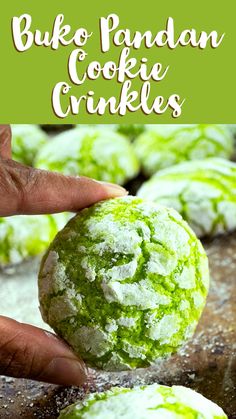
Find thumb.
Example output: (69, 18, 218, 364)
(0, 159, 127, 216)
(0, 316, 88, 386)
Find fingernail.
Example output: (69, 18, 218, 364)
(95, 181, 128, 196)
(39, 357, 88, 386)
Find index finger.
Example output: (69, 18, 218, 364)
(0, 125, 12, 159)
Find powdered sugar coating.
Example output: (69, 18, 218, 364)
(35, 127, 139, 185)
(38, 197, 209, 370)
(11, 124, 48, 166)
(133, 124, 233, 176)
(58, 383, 227, 419)
(76, 124, 145, 140)
(138, 158, 236, 238)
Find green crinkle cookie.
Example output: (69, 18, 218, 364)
(0, 213, 68, 266)
(117, 124, 145, 140)
(35, 127, 139, 185)
(76, 124, 145, 141)
(133, 124, 234, 176)
(12, 124, 48, 166)
(58, 383, 227, 419)
(225, 124, 236, 136)
(38, 196, 209, 371)
(138, 158, 236, 238)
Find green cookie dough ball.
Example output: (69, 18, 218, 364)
(138, 158, 236, 238)
(58, 383, 227, 419)
(35, 127, 139, 185)
(12, 124, 48, 166)
(0, 213, 68, 267)
(38, 196, 209, 371)
(133, 124, 234, 176)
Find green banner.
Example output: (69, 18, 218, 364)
(0, 0, 235, 123)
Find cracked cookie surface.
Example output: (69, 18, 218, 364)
(138, 158, 236, 238)
(35, 127, 139, 185)
(38, 196, 209, 370)
(133, 124, 233, 176)
(0, 213, 68, 266)
(58, 383, 227, 418)
(12, 124, 48, 166)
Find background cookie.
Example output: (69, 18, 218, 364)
(138, 158, 236, 238)
(76, 124, 145, 141)
(133, 124, 234, 176)
(12, 124, 49, 166)
(35, 127, 139, 185)
(58, 383, 227, 419)
(0, 213, 68, 266)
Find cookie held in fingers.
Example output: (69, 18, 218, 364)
(39, 196, 209, 371)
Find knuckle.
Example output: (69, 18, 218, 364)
(23, 168, 41, 195)
(0, 159, 37, 213)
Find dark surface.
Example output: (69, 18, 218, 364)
(0, 232, 236, 418)
(41, 125, 75, 133)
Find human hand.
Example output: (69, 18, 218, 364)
(0, 124, 127, 385)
